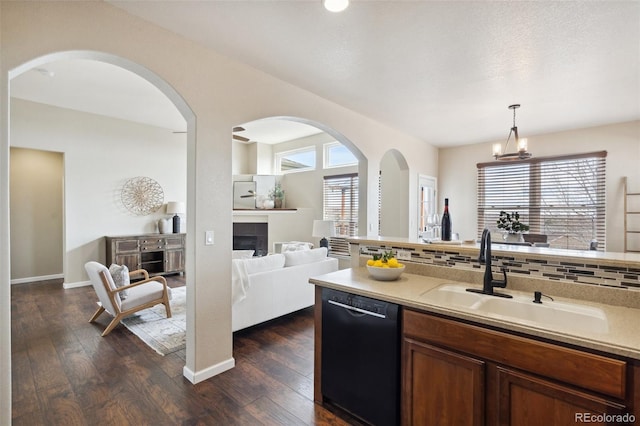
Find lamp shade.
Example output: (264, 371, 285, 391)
(312, 220, 336, 238)
(166, 201, 185, 215)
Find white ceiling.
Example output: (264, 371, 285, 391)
(11, 1, 640, 147)
(11, 59, 187, 133)
(235, 120, 322, 144)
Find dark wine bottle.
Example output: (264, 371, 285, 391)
(441, 198, 452, 241)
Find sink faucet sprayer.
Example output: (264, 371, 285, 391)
(466, 229, 512, 298)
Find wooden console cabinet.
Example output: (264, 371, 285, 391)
(105, 234, 185, 276)
(402, 309, 638, 425)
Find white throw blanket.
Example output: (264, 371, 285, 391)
(231, 254, 287, 305)
(231, 258, 250, 305)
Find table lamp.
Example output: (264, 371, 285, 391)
(312, 220, 336, 250)
(166, 201, 185, 233)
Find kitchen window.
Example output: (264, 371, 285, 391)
(477, 151, 607, 251)
(323, 173, 358, 256)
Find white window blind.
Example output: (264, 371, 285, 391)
(477, 151, 607, 251)
(323, 173, 358, 256)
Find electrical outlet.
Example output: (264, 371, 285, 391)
(396, 250, 411, 260)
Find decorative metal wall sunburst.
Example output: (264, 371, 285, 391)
(121, 176, 164, 215)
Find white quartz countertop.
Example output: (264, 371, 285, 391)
(310, 267, 640, 360)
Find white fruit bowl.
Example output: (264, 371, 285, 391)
(366, 265, 405, 281)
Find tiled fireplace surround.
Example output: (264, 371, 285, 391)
(351, 241, 640, 309)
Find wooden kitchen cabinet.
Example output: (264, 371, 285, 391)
(403, 338, 485, 425)
(495, 366, 625, 425)
(402, 309, 635, 426)
(106, 234, 185, 276)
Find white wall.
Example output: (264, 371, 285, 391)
(0, 4, 8, 420)
(380, 149, 410, 238)
(10, 98, 187, 285)
(10, 147, 64, 281)
(231, 141, 253, 175)
(438, 120, 640, 251)
(256, 143, 274, 175)
(0, 1, 437, 411)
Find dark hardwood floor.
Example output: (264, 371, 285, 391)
(11, 275, 363, 425)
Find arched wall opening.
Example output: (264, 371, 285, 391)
(231, 115, 369, 252)
(379, 149, 410, 238)
(6, 48, 196, 371)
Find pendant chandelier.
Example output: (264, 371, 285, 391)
(492, 104, 532, 161)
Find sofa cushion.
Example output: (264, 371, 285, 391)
(232, 250, 255, 259)
(243, 253, 286, 275)
(283, 247, 327, 267)
(281, 241, 313, 252)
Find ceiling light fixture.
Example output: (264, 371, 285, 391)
(323, 0, 349, 13)
(492, 104, 532, 161)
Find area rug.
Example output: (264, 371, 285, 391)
(121, 286, 186, 356)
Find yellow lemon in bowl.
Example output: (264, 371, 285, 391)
(367, 264, 405, 281)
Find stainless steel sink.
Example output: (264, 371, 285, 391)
(421, 284, 609, 334)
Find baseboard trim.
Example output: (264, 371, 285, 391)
(62, 280, 91, 289)
(11, 273, 64, 285)
(183, 357, 235, 384)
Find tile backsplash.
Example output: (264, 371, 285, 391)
(360, 244, 640, 291)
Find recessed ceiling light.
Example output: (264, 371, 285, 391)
(323, 0, 349, 13)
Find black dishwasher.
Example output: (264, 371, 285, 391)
(321, 288, 400, 426)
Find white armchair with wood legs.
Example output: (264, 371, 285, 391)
(84, 261, 172, 336)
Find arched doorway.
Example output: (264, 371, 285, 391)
(231, 116, 369, 261)
(9, 51, 195, 283)
(5, 50, 196, 388)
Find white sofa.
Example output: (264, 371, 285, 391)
(232, 247, 338, 332)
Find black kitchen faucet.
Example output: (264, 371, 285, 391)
(467, 228, 512, 298)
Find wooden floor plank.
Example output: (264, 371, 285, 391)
(11, 349, 40, 422)
(27, 336, 71, 391)
(11, 276, 360, 425)
(36, 383, 88, 426)
(245, 395, 309, 425)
